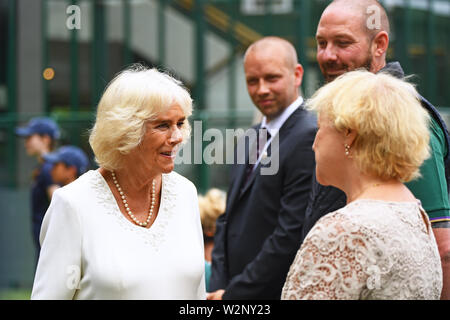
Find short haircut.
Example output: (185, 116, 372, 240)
(329, 0, 390, 40)
(306, 70, 430, 183)
(244, 36, 299, 70)
(89, 64, 192, 170)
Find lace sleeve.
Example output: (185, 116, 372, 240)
(282, 213, 374, 300)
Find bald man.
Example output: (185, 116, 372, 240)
(316, 0, 390, 82)
(208, 37, 317, 299)
(302, 0, 450, 299)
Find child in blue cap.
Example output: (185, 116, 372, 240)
(15, 117, 61, 264)
(44, 146, 89, 186)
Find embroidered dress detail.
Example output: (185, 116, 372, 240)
(282, 199, 442, 300)
(89, 170, 177, 249)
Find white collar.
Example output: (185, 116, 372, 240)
(260, 96, 303, 136)
(251, 96, 303, 170)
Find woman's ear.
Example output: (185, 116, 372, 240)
(344, 128, 357, 148)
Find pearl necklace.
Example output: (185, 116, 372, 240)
(111, 171, 156, 227)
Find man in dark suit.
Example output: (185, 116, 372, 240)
(207, 36, 317, 299)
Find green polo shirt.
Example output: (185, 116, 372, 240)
(406, 117, 450, 223)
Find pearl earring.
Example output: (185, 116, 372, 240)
(345, 144, 350, 156)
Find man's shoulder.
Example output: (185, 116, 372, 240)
(287, 107, 317, 129)
(282, 108, 317, 142)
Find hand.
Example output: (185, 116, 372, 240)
(207, 289, 225, 300)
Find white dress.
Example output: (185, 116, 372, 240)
(31, 170, 206, 300)
(282, 199, 443, 300)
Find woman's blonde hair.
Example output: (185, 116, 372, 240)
(199, 188, 226, 236)
(306, 69, 430, 182)
(89, 64, 192, 170)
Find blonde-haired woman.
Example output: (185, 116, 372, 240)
(32, 65, 206, 299)
(282, 70, 442, 300)
(198, 188, 226, 291)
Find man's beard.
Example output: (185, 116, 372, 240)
(323, 53, 373, 83)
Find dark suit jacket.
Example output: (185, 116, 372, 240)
(210, 103, 317, 299)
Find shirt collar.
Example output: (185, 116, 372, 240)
(260, 96, 303, 136)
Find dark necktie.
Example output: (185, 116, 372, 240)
(257, 127, 271, 160)
(244, 128, 271, 184)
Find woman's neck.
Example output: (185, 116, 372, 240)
(343, 173, 411, 204)
(100, 165, 161, 199)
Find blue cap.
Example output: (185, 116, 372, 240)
(15, 117, 60, 140)
(44, 146, 89, 176)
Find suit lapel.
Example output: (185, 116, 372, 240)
(239, 148, 268, 197)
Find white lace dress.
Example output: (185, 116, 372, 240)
(31, 170, 206, 300)
(282, 199, 442, 300)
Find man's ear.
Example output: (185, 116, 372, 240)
(372, 31, 389, 58)
(294, 63, 304, 88)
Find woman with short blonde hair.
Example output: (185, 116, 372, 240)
(306, 70, 430, 183)
(32, 64, 205, 300)
(282, 70, 443, 300)
(89, 64, 192, 171)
